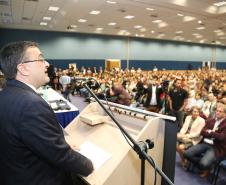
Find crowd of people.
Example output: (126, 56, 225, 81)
(48, 65, 226, 180)
(1, 41, 226, 184)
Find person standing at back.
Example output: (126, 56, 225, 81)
(168, 78, 189, 128)
(0, 41, 93, 185)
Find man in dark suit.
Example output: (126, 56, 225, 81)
(0, 41, 93, 185)
(184, 103, 226, 177)
(144, 77, 163, 112)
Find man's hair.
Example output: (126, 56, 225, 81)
(217, 103, 226, 114)
(0, 41, 38, 80)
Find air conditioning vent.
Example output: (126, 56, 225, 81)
(117, 9, 126, 13)
(0, 0, 9, 6)
(22, 17, 32, 21)
(88, 24, 95, 27)
(150, 14, 158, 18)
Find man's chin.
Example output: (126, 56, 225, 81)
(45, 77, 50, 83)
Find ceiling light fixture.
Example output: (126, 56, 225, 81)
(158, 22, 168, 28)
(196, 26, 205, 30)
(214, 29, 221, 33)
(40, 22, 47, 26)
(48, 6, 59, 11)
(124, 15, 135, 19)
(140, 28, 146, 32)
(183, 16, 196, 22)
(152, 19, 162, 23)
(177, 13, 184, 16)
(146, 8, 154, 11)
(96, 27, 103, 31)
(176, 31, 183, 34)
(70, 25, 77, 28)
(108, 22, 116, 26)
(90, 10, 100, 15)
(78, 19, 87, 23)
(134, 25, 142, 29)
(213, 1, 226, 7)
(106, 1, 117, 4)
(43, 17, 52, 21)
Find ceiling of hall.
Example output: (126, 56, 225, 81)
(1, 0, 226, 46)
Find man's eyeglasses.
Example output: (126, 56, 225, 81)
(22, 59, 46, 64)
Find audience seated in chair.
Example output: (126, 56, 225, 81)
(184, 103, 226, 178)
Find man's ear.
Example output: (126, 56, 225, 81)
(17, 63, 30, 76)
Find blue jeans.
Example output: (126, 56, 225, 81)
(184, 142, 217, 170)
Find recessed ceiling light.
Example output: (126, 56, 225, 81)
(40, 22, 47, 26)
(152, 19, 162, 23)
(213, 1, 226, 7)
(118, 30, 129, 35)
(200, 39, 206, 43)
(90, 10, 100, 15)
(192, 33, 200, 36)
(216, 32, 225, 36)
(96, 27, 103, 31)
(216, 41, 222, 44)
(196, 26, 205, 30)
(140, 28, 146, 32)
(78, 19, 87, 23)
(48, 6, 59, 11)
(151, 30, 155, 33)
(134, 25, 142, 29)
(146, 8, 154, 11)
(157, 33, 165, 38)
(183, 16, 196, 22)
(177, 13, 184, 16)
(70, 25, 77, 28)
(106, 1, 117, 4)
(158, 22, 168, 28)
(176, 31, 183, 34)
(198, 20, 202, 24)
(214, 29, 221, 33)
(124, 15, 135, 19)
(43, 17, 52, 21)
(196, 35, 203, 38)
(108, 22, 116, 26)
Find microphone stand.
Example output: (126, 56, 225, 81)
(83, 82, 174, 185)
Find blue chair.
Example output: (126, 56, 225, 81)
(212, 159, 226, 185)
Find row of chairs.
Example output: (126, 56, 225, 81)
(212, 159, 226, 185)
(186, 158, 226, 185)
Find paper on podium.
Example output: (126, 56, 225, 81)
(79, 141, 112, 171)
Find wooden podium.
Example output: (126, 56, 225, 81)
(65, 102, 176, 185)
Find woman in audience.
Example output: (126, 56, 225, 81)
(201, 92, 217, 119)
(176, 105, 205, 167)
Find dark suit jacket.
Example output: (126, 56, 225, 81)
(144, 84, 162, 108)
(0, 80, 93, 185)
(201, 118, 226, 158)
